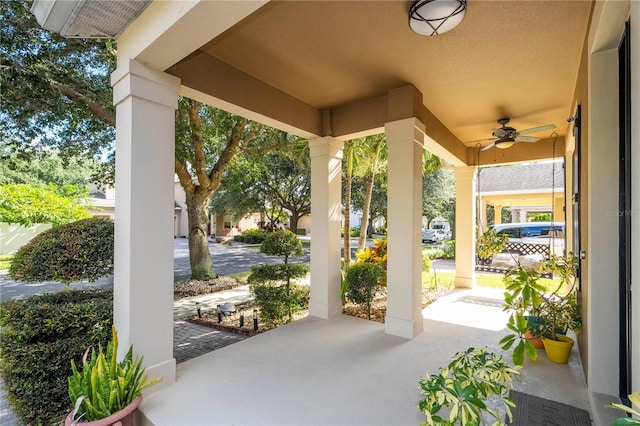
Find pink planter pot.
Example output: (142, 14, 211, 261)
(64, 395, 142, 426)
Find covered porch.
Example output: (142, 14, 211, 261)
(139, 287, 591, 425)
(31, 0, 640, 423)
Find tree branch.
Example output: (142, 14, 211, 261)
(50, 80, 115, 127)
(207, 118, 247, 192)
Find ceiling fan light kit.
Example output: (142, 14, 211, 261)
(481, 118, 557, 151)
(409, 0, 467, 36)
(495, 139, 515, 149)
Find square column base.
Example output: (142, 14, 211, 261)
(385, 315, 423, 339)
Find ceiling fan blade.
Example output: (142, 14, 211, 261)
(481, 141, 496, 151)
(515, 136, 540, 143)
(492, 128, 507, 138)
(517, 124, 556, 135)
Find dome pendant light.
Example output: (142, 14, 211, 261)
(409, 0, 467, 36)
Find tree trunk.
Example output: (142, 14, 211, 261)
(343, 141, 354, 270)
(289, 214, 299, 234)
(344, 174, 352, 268)
(358, 171, 375, 251)
(187, 195, 216, 280)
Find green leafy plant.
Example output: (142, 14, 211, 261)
(234, 228, 268, 244)
(500, 265, 547, 365)
(249, 281, 309, 327)
(68, 326, 160, 422)
(355, 237, 388, 270)
(500, 254, 582, 365)
(607, 392, 640, 425)
(476, 229, 509, 260)
(340, 269, 349, 305)
(418, 347, 521, 426)
(537, 254, 582, 341)
(345, 262, 385, 320)
(0, 289, 113, 425)
(9, 217, 114, 284)
(441, 240, 456, 259)
(248, 230, 309, 324)
(0, 183, 90, 227)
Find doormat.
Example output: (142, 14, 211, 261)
(508, 390, 591, 425)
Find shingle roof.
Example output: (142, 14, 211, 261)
(478, 162, 564, 192)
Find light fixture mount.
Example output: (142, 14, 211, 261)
(409, 0, 467, 36)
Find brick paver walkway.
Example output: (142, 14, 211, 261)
(174, 319, 248, 364)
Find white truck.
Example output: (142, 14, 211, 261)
(430, 221, 451, 239)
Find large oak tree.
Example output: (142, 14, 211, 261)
(2, 0, 286, 279)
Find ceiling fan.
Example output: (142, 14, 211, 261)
(481, 118, 556, 151)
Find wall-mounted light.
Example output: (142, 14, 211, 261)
(409, 0, 467, 36)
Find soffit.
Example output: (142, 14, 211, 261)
(197, 1, 592, 147)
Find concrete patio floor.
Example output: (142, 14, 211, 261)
(138, 287, 592, 425)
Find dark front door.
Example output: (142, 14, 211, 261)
(618, 20, 632, 402)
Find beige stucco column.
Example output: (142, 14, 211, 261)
(494, 204, 503, 225)
(553, 196, 565, 224)
(111, 59, 180, 390)
(309, 137, 343, 319)
(454, 166, 477, 288)
(385, 118, 424, 339)
(479, 198, 488, 232)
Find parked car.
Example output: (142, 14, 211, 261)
(422, 229, 446, 243)
(491, 222, 565, 255)
(431, 221, 452, 239)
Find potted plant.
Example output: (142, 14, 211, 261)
(500, 265, 547, 365)
(607, 392, 640, 425)
(418, 347, 521, 425)
(538, 254, 581, 364)
(66, 326, 161, 426)
(500, 254, 582, 365)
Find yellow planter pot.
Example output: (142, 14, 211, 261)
(542, 335, 574, 364)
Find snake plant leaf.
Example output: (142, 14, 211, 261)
(610, 419, 640, 426)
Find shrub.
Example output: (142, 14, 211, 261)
(249, 281, 309, 327)
(236, 228, 268, 244)
(441, 240, 456, 259)
(354, 238, 387, 270)
(422, 253, 432, 272)
(346, 262, 385, 320)
(0, 289, 113, 425)
(260, 230, 303, 262)
(249, 231, 308, 325)
(9, 218, 114, 284)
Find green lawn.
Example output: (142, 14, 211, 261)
(422, 269, 562, 293)
(0, 255, 13, 271)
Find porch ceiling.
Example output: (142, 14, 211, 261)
(168, 0, 591, 160)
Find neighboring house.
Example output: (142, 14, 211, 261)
(478, 161, 565, 229)
(31, 1, 639, 422)
(87, 184, 115, 220)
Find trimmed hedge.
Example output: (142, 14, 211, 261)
(250, 282, 309, 327)
(9, 218, 114, 284)
(346, 262, 385, 320)
(0, 289, 113, 425)
(234, 228, 268, 244)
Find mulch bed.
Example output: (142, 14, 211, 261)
(174, 275, 247, 298)
(187, 284, 451, 336)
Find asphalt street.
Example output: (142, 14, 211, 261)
(0, 238, 312, 302)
